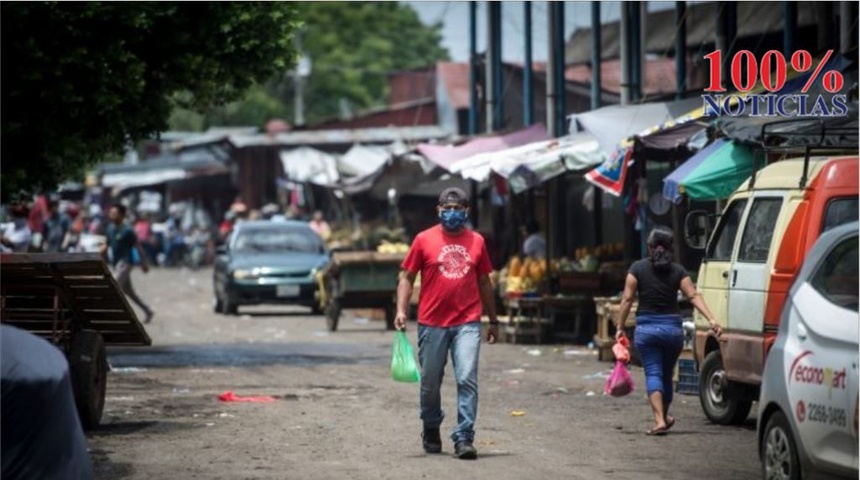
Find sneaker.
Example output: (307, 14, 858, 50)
(144, 310, 155, 324)
(454, 441, 477, 460)
(422, 428, 442, 454)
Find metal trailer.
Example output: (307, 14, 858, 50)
(0, 253, 151, 430)
(320, 251, 406, 332)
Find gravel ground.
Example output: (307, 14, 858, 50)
(88, 267, 761, 480)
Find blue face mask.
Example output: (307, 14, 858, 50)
(439, 209, 468, 231)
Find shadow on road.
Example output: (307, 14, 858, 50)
(88, 421, 163, 437)
(236, 310, 316, 318)
(107, 342, 387, 369)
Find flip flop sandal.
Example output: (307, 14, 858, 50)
(646, 425, 669, 436)
(665, 416, 676, 431)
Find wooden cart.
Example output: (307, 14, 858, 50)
(0, 253, 151, 430)
(320, 251, 406, 332)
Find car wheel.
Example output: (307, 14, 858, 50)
(762, 411, 800, 480)
(68, 330, 107, 430)
(699, 350, 753, 424)
(222, 295, 238, 316)
(213, 294, 224, 314)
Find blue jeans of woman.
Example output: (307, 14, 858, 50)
(417, 322, 481, 444)
(634, 314, 684, 406)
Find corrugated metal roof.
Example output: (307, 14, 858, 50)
(228, 125, 452, 148)
(565, 2, 821, 64)
(99, 151, 227, 174)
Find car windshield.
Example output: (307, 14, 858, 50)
(233, 227, 322, 254)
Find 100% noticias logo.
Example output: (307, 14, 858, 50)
(701, 49, 850, 117)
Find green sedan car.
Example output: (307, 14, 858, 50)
(213, 221, 330, 315)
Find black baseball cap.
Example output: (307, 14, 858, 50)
(438, 187, 470, 207)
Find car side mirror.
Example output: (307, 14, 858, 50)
(216, 244, 228, 256)
(684, 210, 712, 251)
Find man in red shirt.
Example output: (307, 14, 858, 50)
(395, 187, 499, 460)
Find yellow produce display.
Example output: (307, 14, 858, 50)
(508, 256, 522, 277)
(376, 240, 410, 254)
(501, 255, 546, 294)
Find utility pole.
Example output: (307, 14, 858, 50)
(469, 2, 478, 134)
(524, 2, 534, 126)
(293, 32, 311, 127)
(591, 2, 601, 110)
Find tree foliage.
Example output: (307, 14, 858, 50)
(170, 2, 450, 130)
(297, 2, 449, 123)
(1, 2, 300, 197)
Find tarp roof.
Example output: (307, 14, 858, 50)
(448, 132, 607, 192)
(279, 147, 341, 186)
(634, 121, 709, 162)
(717, 111, 860, 148)
(339, 144, 396, 178)
(570, 97, 702, 153)
(416, 124, 552, 171)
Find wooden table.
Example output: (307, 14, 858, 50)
(593, 297, 637, 362)
(543, 294, 594, 343)
(503, 295, 548, 344)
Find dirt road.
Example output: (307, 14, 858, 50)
(89, 267, 760, 480)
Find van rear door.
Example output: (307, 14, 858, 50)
(725, 194, 785, 384)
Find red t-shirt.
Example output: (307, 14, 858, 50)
(401, 225, 494, 328)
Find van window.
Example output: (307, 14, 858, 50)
(707, 199, 747, 261)
(738, 198, 782, 263)
(822, 197, 859, 233)
(810, 236, 859, 311)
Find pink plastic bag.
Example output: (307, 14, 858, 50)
(604, 361, 635, 397)
(217, 391, 276, 403)
(612, 336, 631, 363)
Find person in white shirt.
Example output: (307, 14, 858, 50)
(521, 220, 546, 259)
(1, 203, 32, 253)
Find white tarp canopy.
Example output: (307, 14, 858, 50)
(279, 147, 340, 186)
(446, 132, 606, 193)
(569, 97, 702, 153)
(338, 144, 393, 177)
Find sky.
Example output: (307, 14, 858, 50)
(405, 1, 684, 63)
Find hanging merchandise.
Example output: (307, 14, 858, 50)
(585, 146, 634, 197)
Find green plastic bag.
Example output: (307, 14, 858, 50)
(391, 330, 421, 383)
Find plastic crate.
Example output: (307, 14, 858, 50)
(678, 359, 697, 374)
(676, 359, 700, 395)
(677, 381, 699, 395)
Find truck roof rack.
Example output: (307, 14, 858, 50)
(750, 118, 859, 189)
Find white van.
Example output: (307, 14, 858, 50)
(758, 221, 858, 479)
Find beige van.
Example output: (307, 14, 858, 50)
(686, 153, 858, 425)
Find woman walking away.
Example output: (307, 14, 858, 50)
(615, 226, 721, 435)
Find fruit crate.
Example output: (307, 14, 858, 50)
(676, 358, 699, 395)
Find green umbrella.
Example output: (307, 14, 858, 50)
(679, 140, 756, 200)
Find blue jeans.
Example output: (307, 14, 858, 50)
(418, 322, 482, 444)
(634, 316, 684, 406)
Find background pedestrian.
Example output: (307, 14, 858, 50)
(102, 203, 155, 323)
(615, 226, 721, 435)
